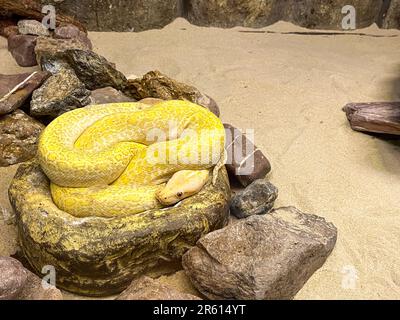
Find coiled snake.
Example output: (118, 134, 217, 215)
(38, 100, 226, 218)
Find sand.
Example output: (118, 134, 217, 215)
(1, 18, 400, 300)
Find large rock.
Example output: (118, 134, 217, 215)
(90, 87, 135, 104)
(41, 0, 182, 32)
(0, 71, 50, 116)
(0, 110, 44, 167)
(18, 19, 50, 36)
(30, 68, 91, 118)
(230, 179, 278, 219)
(183, 206, 337, 300)
(0, 256, 62, 300)
(224, 123, 271, 187)
(383, 0, 400, 29)
(187, 0, 384, 30)
(116, 276, 201, 300)
(124, 71, 220, 117)
(7, 34, 37, 67)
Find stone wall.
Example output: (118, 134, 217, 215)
(7, 0, 400, 31)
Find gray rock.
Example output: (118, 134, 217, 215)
(116, 276, 201, 300)
(90, 87, 135, 104)
(383, 0, 400, 29)
(31, 68, 91, 118)
(0, 110, 44, 167)
(0, 256, 28, 300)
(0, 71, 50, 116)
(0, 256, 62, 300)
(183, 206, 337, 300)
(124, 70, 220, 117)
(230, 179, 278, 219)
(7, 34, 37, 67)
(54, 24, 93, 50)
(41, 0, 181, 32)
(187, 0, 383, 30)
(18, 19, 50, 37)
(224, 123, 271, 187)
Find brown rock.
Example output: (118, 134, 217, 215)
(42, 0, 181, 32)
(0, 256, 62, 300)
(343, 102, 400, 135)
(54, 24, 93, 50)
(0, 71, 51, 116)
(7, 34, 37, 67)
(183, 206, 337, 300)
(90, 87, 135, 104)
(139, 97, 164, 106)
(224, 123, 271, 187)
(31, 68, 91, 118)
(2, 25, 19, 39)
(0, 256, 28, 300)
(0, 19, 18, 39)
(382, 0, 400, 29)
(0, 110, 44, 167)
(116, 276, 201, 300)
(124, 70, 220, 116)
(18, 19, 50, 36)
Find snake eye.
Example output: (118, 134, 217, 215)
(177, 192, 183, 198)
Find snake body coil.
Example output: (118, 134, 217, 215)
(38, 100, 225, 218)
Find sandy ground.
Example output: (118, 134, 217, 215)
(1, 18, 400, 300)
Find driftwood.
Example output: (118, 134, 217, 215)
(0, 0, 86, 32)
(343, 102, 400, 135)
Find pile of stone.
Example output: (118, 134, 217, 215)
(0, 18, 337, 301)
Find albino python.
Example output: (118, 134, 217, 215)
(38, 100, 225, 218)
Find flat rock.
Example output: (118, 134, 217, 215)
(90, 87, 135, 104)
(116, 276, 201, 300)
(35, 37, 91, 74)
(124, 70, 220, 116)
(183, 206, 337, 300)
(31, 68, 91, 118)
(54, 24, 92, 50)
(0, 256, 62, 300)
(230, 179, 278, 219)
(224, 123, 271, 187)
(0, 110, 44, 167)
(18, 19, 50, 37)
(0, 72, 51, 116)
(343, 102, 400, 135)
(7, 34, 37, 67)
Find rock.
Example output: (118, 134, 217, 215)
(90, 87, 135, 104)
(18, 19, 50, 36)
(139, 98, 164, 106)
(0, 72, 51, 116)
(35, 37, 91, 73)
(230, 179, 278, 219)
(54, 24, 93, 50)
(124, 71, 220, 117)
(116, 276, 201, 300)
(0, 19, 18, 39)
(42, 0, 181, 32)
(31, 68, 91, 118)
(0, 0, 86, 32)
(183, 206, 337, 300)
(343, 102, 400, 135)
(0, 256, 62, 300)
(7, 34, 37, 67)
(0, 110, 44, 167)
(383, 0, 400, 29)
(224, 124, 271, 187)
(0, 256, 28, 300)
(187, 0, 383, 30)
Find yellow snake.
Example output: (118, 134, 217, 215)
(37, 100, 225, 218)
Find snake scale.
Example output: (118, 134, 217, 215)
(38, 100, 226, 218)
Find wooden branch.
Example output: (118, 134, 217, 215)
(343, 102, 400, 135)
(0, 0, 86, 32)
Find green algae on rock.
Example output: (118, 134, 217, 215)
(8, 159, 230, 296)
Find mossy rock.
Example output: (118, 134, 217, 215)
(8, 159, 230, 296)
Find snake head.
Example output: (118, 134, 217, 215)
(156, 170, 210, 206)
